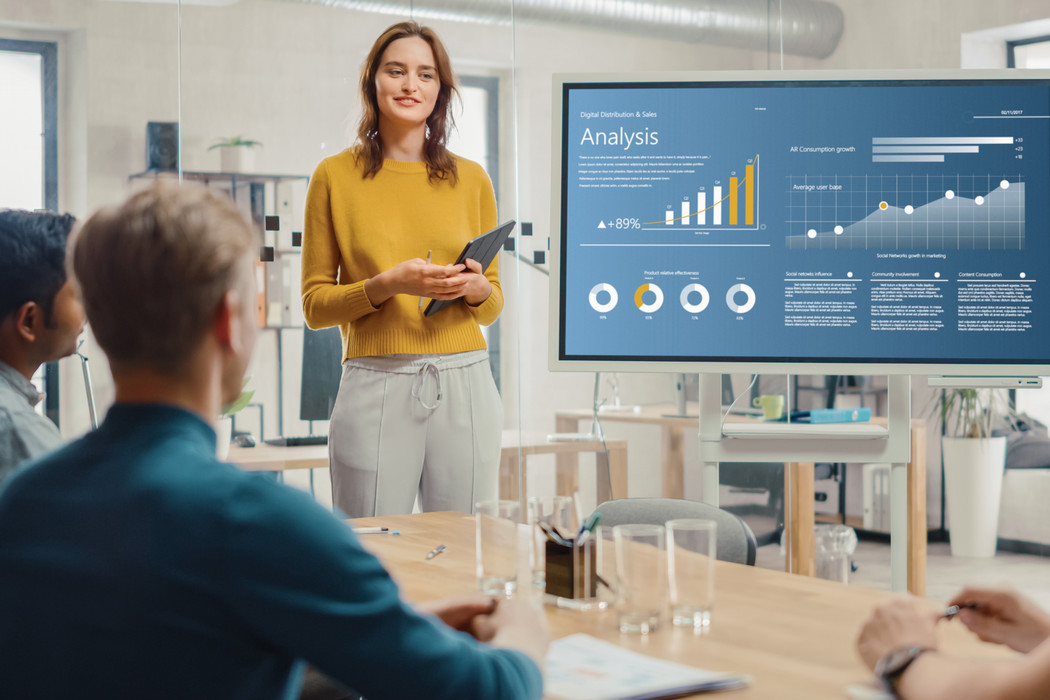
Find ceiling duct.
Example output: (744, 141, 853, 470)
(286, 0, 844, 59)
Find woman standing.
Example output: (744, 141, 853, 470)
(302, 22, 503, 517)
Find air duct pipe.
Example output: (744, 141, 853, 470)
(288, 0, 844, 59)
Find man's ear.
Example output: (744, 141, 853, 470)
(212, 291, 236, 350)
(12, 301, 43, 344)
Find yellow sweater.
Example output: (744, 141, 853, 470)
(302, 149, 502, 360)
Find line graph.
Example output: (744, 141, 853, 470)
(784, 174, 1025, 250)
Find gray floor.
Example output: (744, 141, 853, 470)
(755, 539, 1050, 610)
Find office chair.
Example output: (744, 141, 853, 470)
(593, 498, 758, 566)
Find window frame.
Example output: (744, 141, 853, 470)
(1006, 34, 1050, 68)
(457, 74, 503, 390)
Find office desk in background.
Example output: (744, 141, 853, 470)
(230, 443, 329, 473)
(230, 433, 629, 506)
(499, 432, 628, 505)
(352, 511, 1002, 700)
(555, 405, 927, 596)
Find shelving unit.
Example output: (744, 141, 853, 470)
(129, 169, 311, 439)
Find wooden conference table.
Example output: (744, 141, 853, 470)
(555, 405, 927, 595)
(352, 511, 1003, 700)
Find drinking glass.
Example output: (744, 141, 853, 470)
(475, 500, 521, 596)
(666, 518, 717, 630)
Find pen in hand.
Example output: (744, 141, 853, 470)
(943, 603, 977, 620)
(419, 249, 432, 309)
(940, 604, 978, 617)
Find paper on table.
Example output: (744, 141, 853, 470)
(545, 633, 750, 700)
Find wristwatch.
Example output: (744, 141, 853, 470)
(874, 646, 932, 698)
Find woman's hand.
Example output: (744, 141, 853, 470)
(459, 257, 492, 306)
(950, 587, 1050, 653)
(364, 258, 468, 306)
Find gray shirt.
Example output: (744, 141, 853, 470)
(0, 361, 63, 486)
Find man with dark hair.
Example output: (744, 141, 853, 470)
(0, 209, 84, 483)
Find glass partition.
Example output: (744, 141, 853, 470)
(56, 0, 1042, 603)
(176, 0, 518, 510)
(0, 0, 179, 438)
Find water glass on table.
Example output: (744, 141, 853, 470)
(613, 523, 667, 634)
(475, 499, 521, 597)
(526, 495, 576, 590)
(666, 518, 717, 630)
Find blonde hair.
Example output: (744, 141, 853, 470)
(71, 181, 256, 374)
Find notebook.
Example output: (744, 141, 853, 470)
(545, 633, 750, 700)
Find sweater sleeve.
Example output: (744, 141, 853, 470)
(301, 158, 380, 329)
(465, 169, 503, 327)
(221, 482, 543, 700)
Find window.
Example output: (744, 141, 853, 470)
(1008, 35, 1050, 68)
(0, 38, 59, 424)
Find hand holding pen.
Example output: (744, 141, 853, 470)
(944, 587, 1050, 653)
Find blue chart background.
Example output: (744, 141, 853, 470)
(559, 80, 1050, 364)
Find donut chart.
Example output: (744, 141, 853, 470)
(634, 283, 664, 313)
(726, 283, 756, 313)
(680, 283, 710, 313)
(588, 283, 618, 313)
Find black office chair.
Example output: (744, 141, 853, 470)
(593, 498, 758, 565)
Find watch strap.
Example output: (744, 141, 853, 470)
(875, 645, 932, 698)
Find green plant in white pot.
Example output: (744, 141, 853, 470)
(933, 388, 1009, 558)
(208, 136, 262, 174)
(217, 380, 254, 461)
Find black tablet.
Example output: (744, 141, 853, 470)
(424, 220, 516, 317)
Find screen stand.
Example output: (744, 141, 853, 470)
(75, 339, 99, 430)
(548, 373, 606, 442)
(697, 373, 913, 592)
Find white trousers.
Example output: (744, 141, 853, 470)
(328, 350, 502, 517)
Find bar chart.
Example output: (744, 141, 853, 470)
(871, 136, 1017, 164)
(648, 155, 759, 230)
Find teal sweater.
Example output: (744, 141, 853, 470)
(0, 404, 541, 700)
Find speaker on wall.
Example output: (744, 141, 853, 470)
(146, 121, 178, 171)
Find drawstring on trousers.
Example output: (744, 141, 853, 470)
(411, 361, 442, 410)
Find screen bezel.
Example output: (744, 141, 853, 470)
(548, 69, 1050, 376)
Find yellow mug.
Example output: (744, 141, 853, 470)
(752, 394, 784, 420)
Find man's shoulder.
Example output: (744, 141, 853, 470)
(0, 394, 62, 480)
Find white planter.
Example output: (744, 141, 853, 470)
(942, 436, 1007, 558)
(219, 146, 256, 173)
(216, 415, 233, 461)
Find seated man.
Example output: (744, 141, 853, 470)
(857, 586, 1050, 700)
(0, 209, 83, 483)
(0, 183, 547, 700)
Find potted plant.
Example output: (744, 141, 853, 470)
(217, 379, 254, 461)
(208, 136, 262, 173)
(932, 388, 1010, 557)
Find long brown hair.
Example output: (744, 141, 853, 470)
(356, 22, 459, 184)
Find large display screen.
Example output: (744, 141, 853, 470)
(552, 71, 1050, 375)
